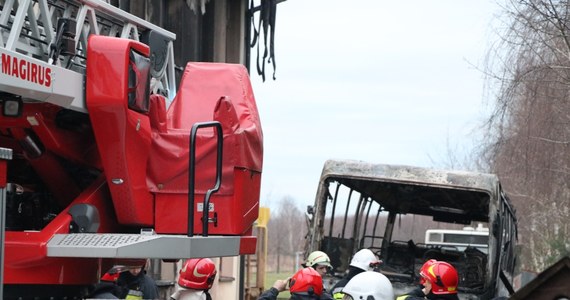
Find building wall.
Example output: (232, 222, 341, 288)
(126, 0, 249, 70)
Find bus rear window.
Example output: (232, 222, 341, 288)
(443, 233, 488, 245)
(429, 232, 443, 242)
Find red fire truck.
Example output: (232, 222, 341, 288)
(0, 0, 263, 299)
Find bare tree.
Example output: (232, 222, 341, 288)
(482, 0, 570, 272)
(267, 196, 305, 272)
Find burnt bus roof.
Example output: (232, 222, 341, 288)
(317, 159, 504, 223)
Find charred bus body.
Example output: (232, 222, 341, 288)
(305, 159, 517, 300)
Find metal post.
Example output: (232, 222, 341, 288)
(295, 251, 304, 271)
(0, 147, 13, 300)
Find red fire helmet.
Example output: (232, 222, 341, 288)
(178, 258, 217, 290)
(418, 259, 437, 285)
(420, 261, 459, 295)
(289, 267, 323, 297)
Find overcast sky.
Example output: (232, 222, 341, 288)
(249, 0, 500, 211)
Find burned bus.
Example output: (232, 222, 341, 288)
(304, 159, 517, 299)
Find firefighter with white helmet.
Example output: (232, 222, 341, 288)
(331, 249, 381, 299)
(302, 250, 335, 299)
(303, 251, 333, 276)
(341, 271, 394, 300)
(348, 249, 380, 271)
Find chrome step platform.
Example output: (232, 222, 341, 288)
(47, 233, 243, 259)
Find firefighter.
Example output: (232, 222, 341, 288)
(115, 259, 159, 300)
(401, 258, 437, 297)
(302, 251, 332, 276)
(257, 267, 323, 300)
(87, 264, 125, 299)
(302, 251, 334, 299)
(396, 260, 459, 300)
(170, 258, 217, 300)
(87, 269, 120, 299)
(340, 271, 394, 300)
(330, 249, 381, 299)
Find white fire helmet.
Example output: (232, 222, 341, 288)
(304, 250, 332, 269)
(349, 249, 380, 271)
(341, 271, 394, 300)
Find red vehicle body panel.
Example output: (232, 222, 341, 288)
(4, 177, 119, 284)
(149, 63, 263, 235)
(86, 37, 154, 226)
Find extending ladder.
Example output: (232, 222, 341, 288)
(0, 0, 177, 112)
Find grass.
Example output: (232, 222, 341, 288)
(265, 272, 293, 299)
